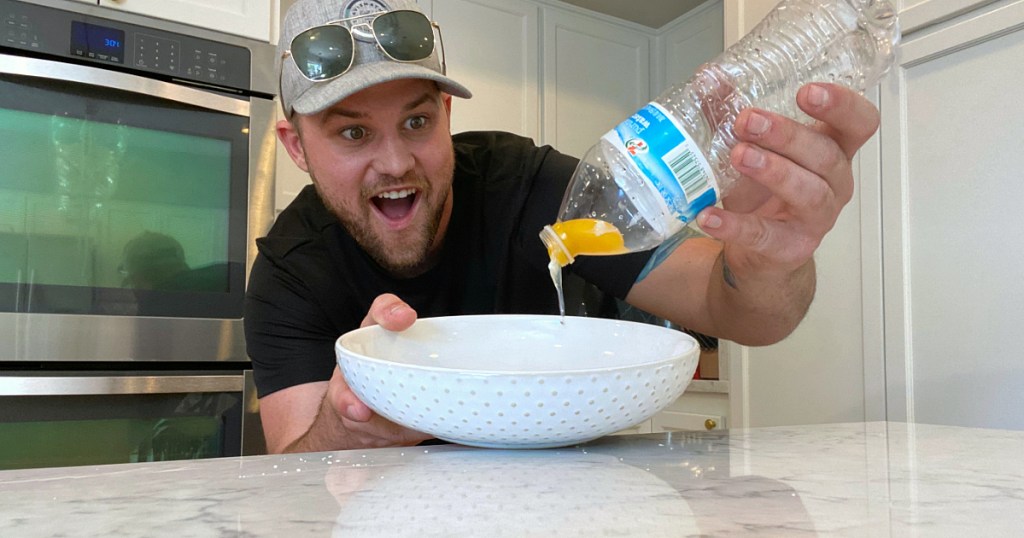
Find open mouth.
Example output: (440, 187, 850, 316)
(371, 188, 419, 223)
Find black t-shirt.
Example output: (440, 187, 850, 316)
(245, 131, 654, 398)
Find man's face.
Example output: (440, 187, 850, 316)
(278, 79, 455, 278)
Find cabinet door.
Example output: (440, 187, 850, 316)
(431, 0, 539, 139)
(541, 8, 650, 157)
(881, 0, 1024, 429)
(722, 0, 777, 46)
(656, 0, 723, 95)
(98, 0, 272, 42)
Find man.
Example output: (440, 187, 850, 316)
(246, 0, 881, 453)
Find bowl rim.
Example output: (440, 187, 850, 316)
(335, 314, 700, 376)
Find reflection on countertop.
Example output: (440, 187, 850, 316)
(1, 422, 1023, 536)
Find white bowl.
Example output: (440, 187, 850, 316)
(335, 314, 699, 449)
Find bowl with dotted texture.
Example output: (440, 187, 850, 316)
(335, 314, 699, 449)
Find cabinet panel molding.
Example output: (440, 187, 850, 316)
(900, 0, 1002, 35)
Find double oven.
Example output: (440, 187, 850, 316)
(0, 0, 277, 469)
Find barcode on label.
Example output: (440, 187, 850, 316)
(663, 143, 711, 203)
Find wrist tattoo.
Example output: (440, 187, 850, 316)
(722, 257, 738, 290)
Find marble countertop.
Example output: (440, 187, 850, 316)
(2, 421, 1023, 536)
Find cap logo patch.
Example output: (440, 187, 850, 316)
(343, 0, 389, 19)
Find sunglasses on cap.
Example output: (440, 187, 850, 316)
(283, 10, 447, 82)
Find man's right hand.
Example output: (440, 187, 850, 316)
(261, 294, 431, 453)
(327, 293, 422, 422)
(308, 293, 430, 449)
(315, 365, 432, 449)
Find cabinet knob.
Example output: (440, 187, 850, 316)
(704, 418, 717, 430)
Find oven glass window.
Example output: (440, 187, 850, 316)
(0, 72, 248, 318)
(0, 391, 242, 470)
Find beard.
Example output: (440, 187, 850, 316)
(310, 152, 455, 279)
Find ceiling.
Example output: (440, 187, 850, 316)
(556, 0, 710, 29)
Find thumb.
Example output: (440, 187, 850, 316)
(361, 293, 417, 331)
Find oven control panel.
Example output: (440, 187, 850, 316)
(0, 0, 252, 92)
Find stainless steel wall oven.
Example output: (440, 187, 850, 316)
(0, 0, 277, 468)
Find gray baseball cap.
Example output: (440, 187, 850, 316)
(278, 0, 472, 117)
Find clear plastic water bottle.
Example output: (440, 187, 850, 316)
(540, 0, 900, 267)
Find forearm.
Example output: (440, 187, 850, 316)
(705, 251, 816, 346)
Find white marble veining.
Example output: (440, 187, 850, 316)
(1, 422, 1023, 536)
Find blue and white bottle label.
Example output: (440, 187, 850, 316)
(602, 102, 717, 224)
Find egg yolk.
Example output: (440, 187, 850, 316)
(546, 218, 628, 267)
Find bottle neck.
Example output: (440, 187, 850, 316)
(539, 225, 573, 267)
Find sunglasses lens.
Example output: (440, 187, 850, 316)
(373, 11, 434, 62)
(291, 25, 353, 80)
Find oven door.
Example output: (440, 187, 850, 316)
(0, 52, 275, 364)
(0, 370, 264, 470)
(0, 53, 250, 319)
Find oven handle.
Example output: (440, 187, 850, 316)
(0, 375, 244, 396)
(0, 54, 250, 117)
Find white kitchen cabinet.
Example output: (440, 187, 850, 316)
(654, 0, 724, 96)
(430, 0, 540, 139)
(653, 383, 728, 432)
(880, 0, 1024, 430)
(436, 0, 653, 155)
(541, 7, 650, 157)
(97, 0, 274, 42)
(652, 411, 724, 433)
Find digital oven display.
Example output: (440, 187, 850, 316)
(70, 21, 125, 64)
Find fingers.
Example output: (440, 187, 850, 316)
(336, 390, 374, 422)
(796, 83, 881, 159)
(732, 140, 841, 219)
(698, 85, 880, 264)
(328, 367, 432, 447)
(328, 367, 374, 422)
(732, 108, 852, 208)
(720, 84, 879, 217)
(698, 206, 820, 266)
(360, 293, 417, 330)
